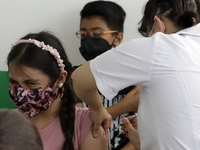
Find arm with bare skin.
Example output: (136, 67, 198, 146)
(72, 61, 111, 138)
(81, 124, 109, 150)
(121, 116, 140, 150)
(107, 86, 140, 119)
(76, 86, 140, 119)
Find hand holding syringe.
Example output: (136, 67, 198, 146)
(112, 113, 138, 131)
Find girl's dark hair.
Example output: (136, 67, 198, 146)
(139, 0, 200, 36)
(7, 31, 76, 150)
(0, 109, 43, 150)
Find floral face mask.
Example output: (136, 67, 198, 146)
(9, 85, 57, 118)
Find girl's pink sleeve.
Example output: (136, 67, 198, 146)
(73, 107, 110, 149)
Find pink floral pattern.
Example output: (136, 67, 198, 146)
(9, 85, 57, 118)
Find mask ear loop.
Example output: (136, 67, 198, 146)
(149, 19, 165, 37)
(161, 20, 165, 32)
(111, 32, 119, 47)
(60, 87, 64, 98)
(149, 22, 156, 37)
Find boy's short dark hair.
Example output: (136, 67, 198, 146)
(80, 0, 126, 33)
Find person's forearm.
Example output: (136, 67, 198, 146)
(107, 86, 140, 119)
(106, 101, 130, 119)
(131, 134, 140, 150)
(72, 61, 112, 137)
(74, 86, 103, 111)
(71, 61, 103, 111)
(121, 141, 137, 150)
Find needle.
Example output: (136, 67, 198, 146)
(112, 113, 138, 131)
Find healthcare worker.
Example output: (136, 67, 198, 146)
(72, 0, 200, 149)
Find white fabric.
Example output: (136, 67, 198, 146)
(90, 24, 200, 150)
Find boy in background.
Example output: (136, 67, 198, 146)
(75, 1, 140, 149)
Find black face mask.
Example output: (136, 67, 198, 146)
(79, 36, 113, 61)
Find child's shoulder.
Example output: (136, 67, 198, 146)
(75, 106, 92, 123)
(73, 107, 93, 149)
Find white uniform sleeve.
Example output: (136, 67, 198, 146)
(90, 33, 160, 100)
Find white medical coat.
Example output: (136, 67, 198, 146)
(90, 24, 200, 150)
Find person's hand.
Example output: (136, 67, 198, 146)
(121, 116, 140, 150)
(89, 106, 112, 138)
(121, 86, 141, 112)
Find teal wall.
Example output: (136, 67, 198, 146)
(0, 71, 16, 109)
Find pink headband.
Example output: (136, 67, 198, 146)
(11, 38, 65, 71)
